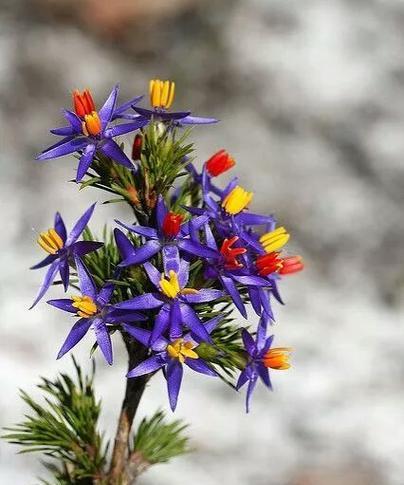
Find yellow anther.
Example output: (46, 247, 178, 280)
(71, 295, 97, 318)
(259, 227, 290, 253)
(263, 347, 292, 370)
(221, 185, 254, 215)
(167, 338, 199, 363)
(82, 111, 102, 136)
(37, 228, 64, 254)
(181, 288, 199, 295)
(149, 79, 175, 109)
(159, 270, 181, 299)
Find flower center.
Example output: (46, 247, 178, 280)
(37, 228, 64, 255)
(260, 227, 289, 253)
(159, 270, 181, 298)
(162, 212, 184, 238)
(262, 348, 292, 370)
(221, 185, 253, 215)
(256, 252, 283, 276)
(71, 295, 97, 318)
(220, 236, 247, 270)
(149, 79, 175, 110)
(73, 89, 96, 118)
(167, 338, 198, 363)
(82, 111, 102, 136)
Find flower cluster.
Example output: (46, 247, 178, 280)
(32, 80, 303, 412)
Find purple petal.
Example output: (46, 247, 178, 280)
(74, 256, 97, 299)
(246, 374, 258, 413)
(94, 319, 113, 365)
(97, 281, 115, 307)
(204, 224, 218, 251)
(98, 84, 119, 127)
(50, 126, 75, 136)
(36, 137, 88, 161)
(256, 314, 269, 351)
(30, 260, 59, 309)
(107, 309, 147, 324)
(236, 369, 249, 390)
(113, 95, 144, 117)
(220, 275, 247, 319)
(241, 329, 256, 356)
(59, 257, 69, 291)
(237, 213, 275, 226)
(179, 304, 212, 343)
(57, 318, 92, 359)
(261, 334, 275, 356)
(127, 355, 164, 378)
(47, 298, 76, 313)
(249, 287, 262, 315)
(99, 139, 133, 169)
(119, 240, 161, 267)
(63, 109, 82, 132)
(71, 241, 104, 256)
(166, 360, 183, 411)
(143, 262, 162, 289)
(259, 288, 274, 320)
(177, 258, 190, 288)
(158, 110, 192, 121)
(162, 245, 180, 275)
(114, 292, 163, 311)
(150, 305, 170, 344)
(122, 325, 153, 347)
(54, 212, 67, 242)
(257, 363, 272, 389)
(156, 196, 168, 230)
(169, 300, 182, 340)
(66, 203, 97, 245)
(76, 143, 96, 182)
(114, 229, 135, 261)
(179, 115, 218, 125)
(115, 220, 158, 239)
(270, 280, 284, 305)
(178, 239, 219, 260)
(182, 289, 224, 304)
(30, 254, 57, 270)
(231, 274, 270, 287)
(104, 118, 148, 137)
(185, 358, 217, 376)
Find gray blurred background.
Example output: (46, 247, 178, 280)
(1, 0, 404, 483)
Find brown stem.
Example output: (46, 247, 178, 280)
(108, 334, 149, 484)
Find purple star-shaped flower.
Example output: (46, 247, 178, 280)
(36, 85, 149, 182)
(47, 256, 146, 364)
(30, 203, 103, 308)
(115, 196, 218, 269)
(113, 251, 224, 345)
(124, 316, 220, 411)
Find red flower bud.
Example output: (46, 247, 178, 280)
(162, 212, 184, 238)
(73, 89, 96, 118)
(205, 149, 235, 177)
(278, 256, 304, 275)
(132, 134, 143, 161)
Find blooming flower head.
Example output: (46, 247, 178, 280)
(123, 316, 220, 410)
(30, 204, 103, 308)
(47, 257, 146, 364)
(237, 316, 292, 412)
(36, 85, 148, 182)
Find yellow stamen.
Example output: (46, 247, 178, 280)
(149, 79, 175, 109)
(37, 228, 64, 254)
(82, 111, 102, 136)
(167, 338, 199, 363)
(263, 347, 292, 370)
(181, 288, 199, 295)
(259, 227, 290, 253)
(71, 295, 97, 318)
(222, 185, 253, 215)
(159, 270, 181, 298)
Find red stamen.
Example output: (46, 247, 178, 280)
(256, 252, 282, 276)
(162, 212, 184, 238)
(132, 134, 143, 161)
(205, 149, 235, 177)
(73, 89, 96, 117)
(220, 236, 247, 270)
(279, 256, 304, 275)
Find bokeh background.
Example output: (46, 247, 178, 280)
(1, 0, 404, 483)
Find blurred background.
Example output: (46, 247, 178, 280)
(1, 0, 404, 483)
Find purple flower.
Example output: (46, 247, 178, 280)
(30, 204, 102, 308)
(36, 85, 149, 182)
(47, 256, 146, 364)
(113, 251, 224, 345)
(124, 316, 220, 411)
(115, 196, 218, 268)
(122, 79, 217, 126)
(237, 317, 291, 412)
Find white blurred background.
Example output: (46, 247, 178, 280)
(1, 0, 404, 483)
